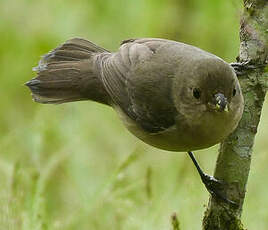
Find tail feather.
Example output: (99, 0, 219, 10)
(26, 38, 110, 105)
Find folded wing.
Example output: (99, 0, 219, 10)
(98, 38, 178, 133)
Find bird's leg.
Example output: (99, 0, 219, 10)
(187, 151, 237, 206)
(230, 60, 267, 76)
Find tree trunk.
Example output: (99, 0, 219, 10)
(203, 0, 268, 229)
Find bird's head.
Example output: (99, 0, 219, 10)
(173, 57, 244, 128)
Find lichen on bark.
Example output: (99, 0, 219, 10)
(203, 0, 268, 229)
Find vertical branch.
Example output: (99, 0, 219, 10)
(203, 0, 267, 229)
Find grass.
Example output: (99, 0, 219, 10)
(0, 0, 268, 229)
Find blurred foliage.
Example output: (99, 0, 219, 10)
(0, 0, 267, 229)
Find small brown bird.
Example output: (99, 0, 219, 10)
(26, 38, 244, 204)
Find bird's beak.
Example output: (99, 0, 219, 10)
(214, 93, 228, 112)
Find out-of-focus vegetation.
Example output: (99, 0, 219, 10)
(0, 0, 267, 229)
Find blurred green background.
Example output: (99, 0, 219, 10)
(0, 0, 267, 229)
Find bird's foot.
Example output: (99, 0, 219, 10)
(230, 60, 267, 76)
(187, 151, 238, 207)
(200, 173, 238, 207)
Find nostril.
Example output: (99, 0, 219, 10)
(233, 88, 236, 96)
(193, 88, 201, 99)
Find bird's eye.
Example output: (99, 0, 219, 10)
(232, 88, 236, 96)
(193, 88, 201, 99)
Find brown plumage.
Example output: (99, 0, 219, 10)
(27, 38, 109, 104)
(26, 37, 244, 152)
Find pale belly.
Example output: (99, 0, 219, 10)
(115, 106, 240, 152)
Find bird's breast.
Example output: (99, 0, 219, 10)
(115, 105, 240, 152)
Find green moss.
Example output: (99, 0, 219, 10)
(203, 208, 245, 230)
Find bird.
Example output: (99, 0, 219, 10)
(25, 37, 244, 204)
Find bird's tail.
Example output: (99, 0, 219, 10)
(26, 38, 110, 105)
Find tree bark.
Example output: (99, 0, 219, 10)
(203, 0, 268, 229)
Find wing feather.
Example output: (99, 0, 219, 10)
(99, 38, 178, 132)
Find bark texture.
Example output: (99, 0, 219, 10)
(203, 0, 268, 229)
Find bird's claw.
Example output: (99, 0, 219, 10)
(230, 60, 267, 76)
(201, 174, 238, 207)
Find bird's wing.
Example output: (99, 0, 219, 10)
(98, 38, 178, 133)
